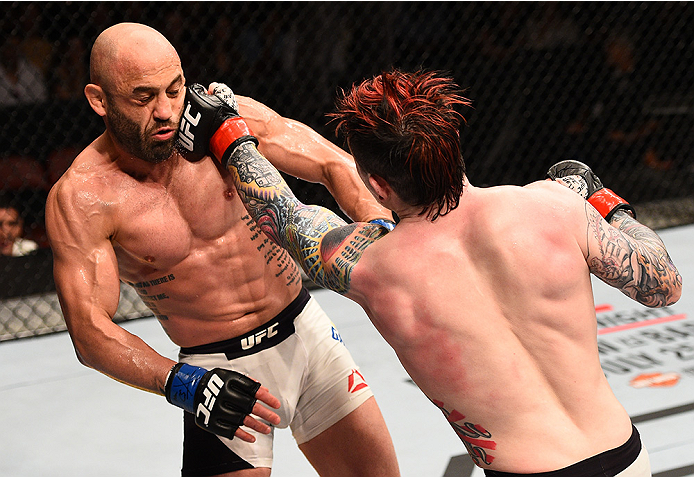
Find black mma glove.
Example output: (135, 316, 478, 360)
(546, 160, 636, 222)
(176, 83, 259, 166)
(165, 363, 261, 439)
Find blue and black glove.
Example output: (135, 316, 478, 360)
(165, 363, 260, 439)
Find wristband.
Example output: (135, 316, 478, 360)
(210, 118, 259, 166)
(587, 188, 636, 223)
(165, 363, 208, 414)
(369, 218, 396, 231)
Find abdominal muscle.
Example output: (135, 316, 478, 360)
(114, 201, 303, 348)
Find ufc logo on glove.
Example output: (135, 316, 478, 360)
(196, 373, 225, 426)
(178, 104, 201, 152)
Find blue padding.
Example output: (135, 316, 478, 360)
(369, 219, 396, 231)
(169, 364, 207, 413)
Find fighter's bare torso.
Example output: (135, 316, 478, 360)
(56, 134, 301, 347)
(350, 182, 633, 471)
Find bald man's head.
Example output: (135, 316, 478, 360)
(85, 23, 185, 164)
(90, 23, 181, 94)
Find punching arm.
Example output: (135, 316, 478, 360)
(177, 84, 391, 292)
(226, 141, 389, 294)
(178, 82, 393, 224)
(236, 94, 394, 224)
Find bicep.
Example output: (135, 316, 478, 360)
(312, 219, 386, 295)
(52, 241, 121, 327)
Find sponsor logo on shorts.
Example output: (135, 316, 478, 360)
(331, 326, 344, 344)
(630, 372, 680, 388)
(348, 369, 368, 393)
(241, 322, 279, 350)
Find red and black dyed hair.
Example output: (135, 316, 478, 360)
(331, 69, 471, 220)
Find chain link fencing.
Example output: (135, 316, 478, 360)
(1, 1, 693, 341)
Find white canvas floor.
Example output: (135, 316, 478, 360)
(1, 224, 693, 477)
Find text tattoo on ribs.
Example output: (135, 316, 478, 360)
(432, 399, 497, 466)
(243, 213, 301, 287)
(129, 274, 176, 321)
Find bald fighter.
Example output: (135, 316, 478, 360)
(45, 23, 399, 476)
(198, 70, 682, 475)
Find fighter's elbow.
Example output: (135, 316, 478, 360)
(70, 335, 99, 370)
(634, 284, 682, 308)
(666, 282, 683, 306)
(73, 346, 94, 369)
(661, 265, 683, 306)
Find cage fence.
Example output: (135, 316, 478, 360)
(1, 1, 692, 341)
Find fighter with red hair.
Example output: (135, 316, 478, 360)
(193, 69, 681, 475)
(333, 69, 471, 220)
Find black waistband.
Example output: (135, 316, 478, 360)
(484, 425, 641, 477)
(180, 287, 311, 360)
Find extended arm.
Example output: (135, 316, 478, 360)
(231, 87, 393, 223)
(176, 85, 391, 293)
(226, 142, 388, 294)
(547, 160, 682, 307)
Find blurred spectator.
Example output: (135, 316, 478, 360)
(50, 35, 89, 100)
(566, 30, 666, 170)
(18, 3, 53, 77)
(0, 36, 48, 107)
(520, 2, 581, 51)
(0, 195, 38, 256)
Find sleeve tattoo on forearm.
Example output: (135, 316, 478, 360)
(229, 143, 377, 292)
(586, 206, 681, 307)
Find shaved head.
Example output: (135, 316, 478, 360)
(90, 23, 181, 93)
(86, 23, 185, 164)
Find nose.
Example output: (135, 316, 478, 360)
(153, 93, 173, 121)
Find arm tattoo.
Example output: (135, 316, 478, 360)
(320, 224, 386, 293)
(587, 207, 682, 307)
(228, 143, 386, 293)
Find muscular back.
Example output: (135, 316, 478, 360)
(47, 135, 301, 348)
(351, 182, 633, 471)
(218, 124, 678, 469)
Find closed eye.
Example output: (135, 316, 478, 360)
(133, 93, 154, 105)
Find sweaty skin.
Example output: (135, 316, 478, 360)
(45, 23, 398, 460)
(224, 140, 682, 471)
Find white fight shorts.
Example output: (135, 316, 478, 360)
(178, 288, 374, 474)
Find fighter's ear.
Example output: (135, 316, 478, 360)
(85, 84, 107, 117)
(368, 173, 392, 202)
